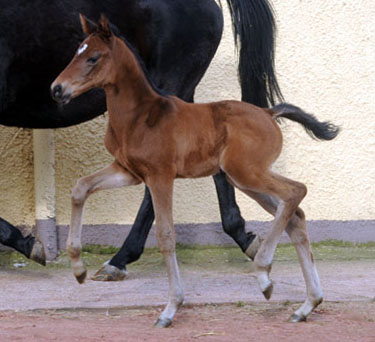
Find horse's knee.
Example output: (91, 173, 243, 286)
(156, 227, 176, 253)
(71, 178, 89, 205)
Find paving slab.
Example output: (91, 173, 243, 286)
(0, 258, 373, 312)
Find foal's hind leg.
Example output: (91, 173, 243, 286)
(285, 210, 323, 322)
(226, 170, 307, 299)
(67, 161, 140, 284)
(243, 190, 323, 321)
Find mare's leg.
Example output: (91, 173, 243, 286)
(239, 190, 323, 321)
(0, 217, 46, 265)
(67, 161, 140, 284)
(213, 171, 260, 259)
(148, 176, 183, 328)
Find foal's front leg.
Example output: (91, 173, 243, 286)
(92, 187, 155, 281)
(148, 176, 183, 328)
(67, 161, 140, 283)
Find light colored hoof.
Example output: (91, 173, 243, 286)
(155, 318, 172, 328)
(245, 235, 262, 261)
(262, 282, 273, 300)
(91, 263, 127, 282)
(30, 238, 46, 266)
(288, 313, 307, 323)
(288, 298, 323, 322)
(73, 261, 87, 284)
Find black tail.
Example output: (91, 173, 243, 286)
(225, 0, 283, 107)
(272, 103, 340, 141)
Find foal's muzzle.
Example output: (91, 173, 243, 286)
(51, 83, 72, 105)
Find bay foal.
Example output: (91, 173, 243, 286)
(51, 15, 339, 327)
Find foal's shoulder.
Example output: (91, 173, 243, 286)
(145, 95, 178, 127)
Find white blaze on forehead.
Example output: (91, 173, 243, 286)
(78, 44, 88, 56)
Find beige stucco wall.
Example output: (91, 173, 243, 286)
(0, 0, 374, 228)
(0, 128, 34, 226)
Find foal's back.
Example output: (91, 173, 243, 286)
(165, 98, 283, 179)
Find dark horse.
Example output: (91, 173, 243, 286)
(0, 0, 282, 274)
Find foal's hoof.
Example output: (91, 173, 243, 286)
(245, 235, 262, 261)
(155, 318, 172, 328)
(30, 238, 46, 266)
(288, 313, 307, 323)
(262, 282, 274, 300)
(72, 262, 87, 284)
(75, 269, 87, 284)
(91, 262, 128, 282)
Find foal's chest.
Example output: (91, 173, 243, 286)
(104, 123, 121, 158)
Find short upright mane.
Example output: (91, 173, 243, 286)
(105, 25, 168, 98)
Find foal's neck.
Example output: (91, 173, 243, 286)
(104, 37, 159, 124)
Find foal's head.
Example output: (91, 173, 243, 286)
(51, 14, 116, 104)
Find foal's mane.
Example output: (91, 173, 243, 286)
(105, 23, 168, 98)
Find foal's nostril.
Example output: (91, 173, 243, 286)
(52, 84, 63, 99)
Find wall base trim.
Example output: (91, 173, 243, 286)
(1, 220, 373, 253)
(54, 220, 375, 250)
(36, 218, 58, 260)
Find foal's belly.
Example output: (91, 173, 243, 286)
(176, 155, 221, 179)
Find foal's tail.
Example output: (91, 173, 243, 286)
(271, 103, 340, 141)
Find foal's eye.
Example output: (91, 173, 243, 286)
(86, 53, 101, 65)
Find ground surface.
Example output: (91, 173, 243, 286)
(0, 242, 374, 341)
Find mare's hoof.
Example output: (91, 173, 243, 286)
(75, 269, 87, 284)
(30, 239, 46, 266)
(288, 313, 307, 323)
(155, 318, 172, 328)
(245, 235, 262, 261)
(91, 263, 127, 282)
(262, 282, 274, 300)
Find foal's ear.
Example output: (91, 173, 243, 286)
(79, 13, 97, 36)
(97, 14, 113, 42)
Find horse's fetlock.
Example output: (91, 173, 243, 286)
(256, 263, 272, 275)
(222, 215, 245, 235)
